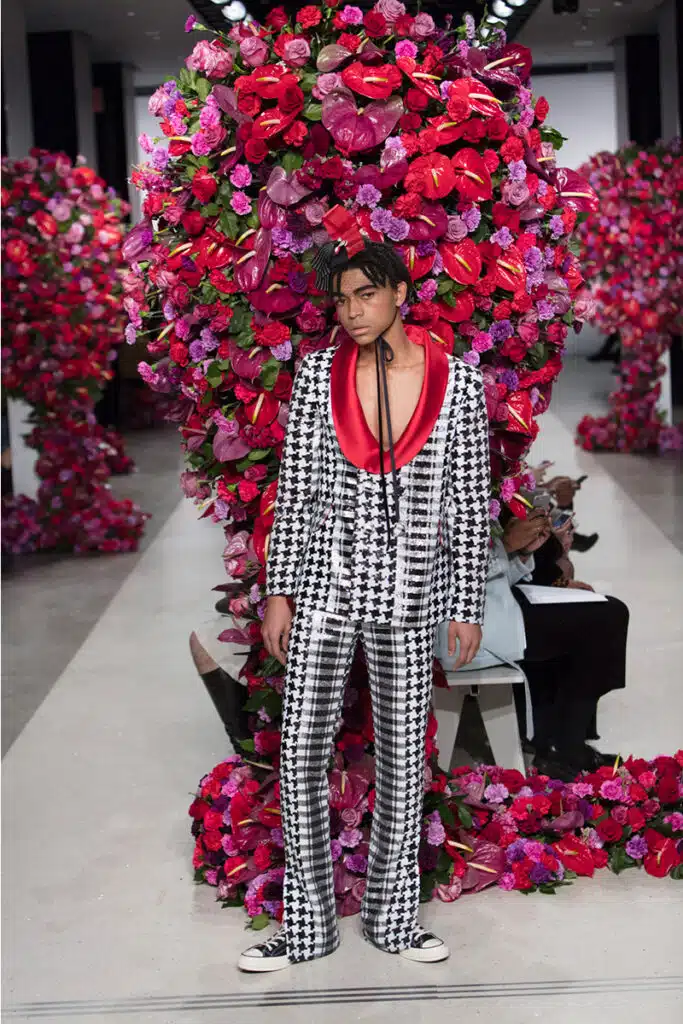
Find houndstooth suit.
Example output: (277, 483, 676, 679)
(266, 345, 490, 961)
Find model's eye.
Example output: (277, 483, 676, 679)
(361, 291, 375, 300)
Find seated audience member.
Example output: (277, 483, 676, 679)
(529, 462, 598, 553)
(499, 508, 629, 780)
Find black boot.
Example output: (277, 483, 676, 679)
(571, 532, 599, 553)
(200, 666, 252, 751)
(588, 332, 620, 363)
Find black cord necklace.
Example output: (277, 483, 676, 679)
(372, 308, 401, 548)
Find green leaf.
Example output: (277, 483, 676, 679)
(250, 912, 271, 931)
(540, 125, 567, 151)
(300, 72, 319, 93)
(239, 738, 256, 752)
(282, 151, 304, 173)
(670, 863, 683, 880)
(456, 803, 473, 830)
(201, 202, 220, 218)
(206, 362, 223, 388)
(248, 449, 269, 461)
(437, 279, 454, 296)
(219, 210, 240, 239)
(196, 76, 212, 102)
(304, 103, 323, 122)
(261, 357, 282, 391)
(539, 884, 557, 895)
(526, 342, 548, 370)
(261, 655, 284, 677)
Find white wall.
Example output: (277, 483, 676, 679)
(531, 72, 618, 170)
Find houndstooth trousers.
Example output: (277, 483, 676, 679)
(279, 608, 434, 962)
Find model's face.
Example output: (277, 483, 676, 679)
(333, 267, 406, 347)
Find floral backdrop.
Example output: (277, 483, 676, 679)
(576, 141, 683, 454)
(122, 4, 680, 921)
(1, 150, 149, 554)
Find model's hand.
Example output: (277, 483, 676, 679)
(567, 580, 594, 591)
(262, 596, 293, 665)
(448, 621, 482, 670)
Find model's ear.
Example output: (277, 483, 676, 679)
(395, 281, 408, 306)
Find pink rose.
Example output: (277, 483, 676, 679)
(186, 40, 234, 79)
(502, 180, 530, 207)
(375, 0, 406, 24)
(446, 215, 467, 242)
(240, 36, 269, 67)
(517, 320, 540, 345)
(303, 200, 326, 226)
(313, 72, 343, 100)
(410, 12, 436, 38)
(283, 38, 311, 68)
(64, 222, 85, 244)
(610, 805, 629, 825)
(341, 807, 362, 828)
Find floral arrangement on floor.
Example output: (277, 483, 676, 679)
(575, 141, 683, 454)
(1, 149, 149, 554)
(189, 673, 683, 925)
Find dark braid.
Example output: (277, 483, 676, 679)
(316, 240, 418, 305)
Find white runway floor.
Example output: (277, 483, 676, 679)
(3, 409, 682, 1023)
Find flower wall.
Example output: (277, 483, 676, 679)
(576, 141, 683, 454)
(1, 150, 149, 554)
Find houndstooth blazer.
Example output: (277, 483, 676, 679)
(265, 346, 491, 629)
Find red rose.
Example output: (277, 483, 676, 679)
(245, 138, 270, 164)
(487, 116, 509, 140)
(395, 13, 415, 36)
(405, 88, 429, 112)
(181, 210, 205, 235)
(169, 139, 191, 157)
(190, 168, 218, 203)
(535, 97, 550, 124)
(364, 11, 387, 37)
(591, 848, 609, 869)
(189, 799, 209, 820)
(400, 114, 422, 133)
(627, 807, 646, 831)
(283, 120, 308, 148)
(279, 83, 305, 117)
(512, 862, 533, 891)
(500, 337, 527, 363)
(265, 6, 289, 29)
(546, 322, 567, 345)
(596, 818, 623, 843)
(657, 776, 679, 804)
(296, 5, 322, 28)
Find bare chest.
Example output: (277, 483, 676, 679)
(356, 361, 425, 451)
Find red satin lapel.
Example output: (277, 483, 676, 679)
(331, 324, 449, 474)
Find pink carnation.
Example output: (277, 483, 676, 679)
(186, 40, 234, 79)
(231, 191, 252, 216)
(395, 40, 418, 59)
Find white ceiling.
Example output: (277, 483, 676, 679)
(23, 0, 207, 78)
(519, 0, 664, 63)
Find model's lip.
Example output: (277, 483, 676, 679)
(350, 326, 370, 335)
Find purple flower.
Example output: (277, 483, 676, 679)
(484, 783, 510, 804)
(273, 340, 293, 362)
(536, 300, 555, 321)
(508, 160, 527, 183)
(125, 323, 137, 345)
(524, 247, 543, 271)
(426, 810, 446, 846)
(185, 14, 198, 31)
(446, 215, 467, 242)
(491, 227, 513, 249)
(395, 40, 418, 59)
(506, 840, 527, 864)
(432, 251, 444, 275)
(272, 227, 293, 249)
(462, 349, 480, 367)
(288, 270, 308, 294)
(152, 146, 170, 170)
(418, 278, 438, 301)
(599, 780, 624, 802)
(339, 827, 363, 848)
(625, 836, 648, 860)
(489, 498, 501, 520)
(462, 206, 481, 232)
(189, 340, 206, 361)
(357, 184, 383, 208)
(498, 872, 516, 891)
(345, 853, 368, 873)
(529, 863, 553, 885)
(417, 240, 437, 258)
(464, 13, 476, 38)
(200, 327, 218, 352)
(500, 369, 519, 390)
(230, 164, 252, 188)
(330, 839, 343, 861)
(386, 216, 410, 242)
(550, 215, 565, 239)
(370, 207, 394, 233)
(490, 320, 513, 343)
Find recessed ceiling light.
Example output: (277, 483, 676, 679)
(573, 38, 596, 46)
(222, 1, 246, 20)
(493, 0, 513, 15)
(506, 0, 529, 6)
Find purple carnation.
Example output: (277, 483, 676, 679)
(340, 5, 364, 25)
(484, 783, 510, 804)
(426, 810, 446, 846)
(508, 160, 527, 183)
(506, 839, 527, 864)
(536, 300, 555, 321)
(273, 340, 293, 362)
(200, 327, 218, 351)
(356, 184, 382, 208)
(529, 863, 553, 885)
(330, 839, 343, 861)
(416, 239, 436, 257)
(500, 369, 519, 390)
(524, 247, 543, 271)
(491, 227, 513, 249)
(271, 227, 293, 248)
(462, 206, 481, 232)
(462, 349, 480, 367)
(125, 323, 137, 345)
(550, 215, 565, 239)
(189, 340, 206, 361)
(625, 836, 648, 860)
(386, 216, 410, 242)
(490, 319, 514, 342)
(489, 498, 501, 520)
(345, 853, 368, 873)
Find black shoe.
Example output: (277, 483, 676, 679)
(199, 666, 251, 751)
(238, 930, 291, 973)
(571, 532, 599, 553)
(532, 753, 579, 783)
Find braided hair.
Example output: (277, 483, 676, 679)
(312, 239, 418, 306)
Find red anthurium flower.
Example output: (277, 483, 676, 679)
(451, 149, 493, 202)
(404, 153, 457, 199)
(427, 319, 455, 353)
(553, 836, 595, 877)
(490, 244, 527, 292)
(252, 107, 298, 140)
(395, 242, 435, 280)
(554, 167, 599, 213)
(396, 56, 442, 100)
(440, 239, 482, 286)
(434, 291, 475, 323)
(235, 65, 294, 99)
(341, 61, 402, 100)
(234, 227, 272, 293)
(316, 43, 354, 73)
(405, 201, 448, 241)
(242, 390, 280, 428)
(355, 208, 385, 242)
(504, 392, 536, 437)
(447, 79, 502, 122)
(426, 115, 466, 146)
(322, 88, 404, 154)
(481, 43, 533, 84)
